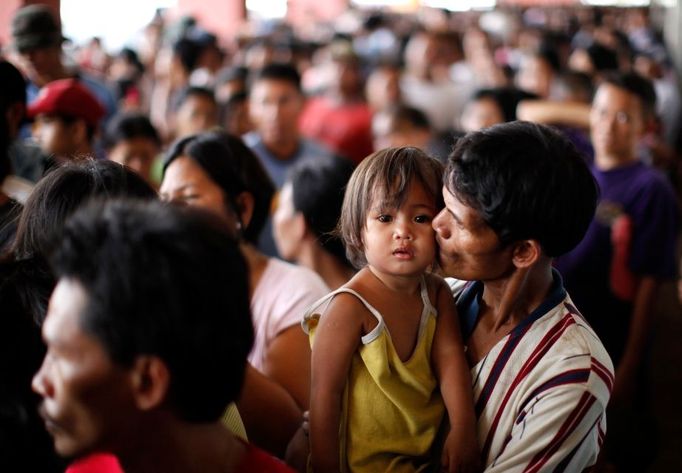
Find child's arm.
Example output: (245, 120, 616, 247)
(310, 294, 365, 473)
(432, 277, 481, 473)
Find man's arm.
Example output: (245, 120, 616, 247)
(612, 276, 657, 406)
(516, 100, 591, 129)
(484, 381, 609, 473)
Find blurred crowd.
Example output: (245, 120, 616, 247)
(0, 3, 681, 472)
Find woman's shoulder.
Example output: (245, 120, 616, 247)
(260, 258, 330, 293)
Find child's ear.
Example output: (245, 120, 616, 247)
(511, 239, 541, 269)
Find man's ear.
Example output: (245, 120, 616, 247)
(129, 355, 170, 412)
(236, 191, 255, 230)
(511, 239, 541, 269)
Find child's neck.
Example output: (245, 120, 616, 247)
(365, 266, 422, 294)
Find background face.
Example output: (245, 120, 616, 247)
(590, 83, 644, 163)
(160, 155, 240, 234)
(33, 279, 134, 458)
(249, 79, 303, 146)
(107, 137, 159, 183)
(32, 115, 78, 157)
(174, 95, 218, 138)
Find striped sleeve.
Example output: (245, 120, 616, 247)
(483, 362, 611, 473)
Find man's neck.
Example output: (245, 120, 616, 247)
(594, 152, 638, 171)
(33, 64, 70, 88)
(481, 261, 554, 331)
(263, 137, 300, 161)
(297, 239, 354, 290)
(119, 420, 245, 473)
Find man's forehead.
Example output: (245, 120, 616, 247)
(442, 185, 486, 223)
(43, 278, 89, 342)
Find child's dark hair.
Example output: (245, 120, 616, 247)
(339, 147, 443, 268)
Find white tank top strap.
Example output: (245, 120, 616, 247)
(301, 287, 386, 344)
(419, 275, 437, 318)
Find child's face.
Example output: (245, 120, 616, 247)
(362, 180, 437, 279)
(32, 114, 79, 158)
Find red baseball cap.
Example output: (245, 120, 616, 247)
(27, 78, 105, 128)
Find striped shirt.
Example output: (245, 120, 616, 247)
(452, 270, 614, 472)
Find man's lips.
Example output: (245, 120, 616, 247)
(38, 404, 62, 434)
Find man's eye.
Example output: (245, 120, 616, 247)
(378, 214, 392, 223)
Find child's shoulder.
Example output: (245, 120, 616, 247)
(424, 272, 450, 301)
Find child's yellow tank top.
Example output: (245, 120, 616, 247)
(303, 276, 445, 472)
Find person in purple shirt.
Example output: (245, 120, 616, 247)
(555, 72, 679, 471)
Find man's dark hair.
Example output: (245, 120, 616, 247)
(600, 71, 657, 120)
(216, 65, 249, 88)
(163, 132, 275, 245)
(0, 61, 27, 182)
(253, 63, 301, 91)
(468, 88, 536, 123)
(585, 43, 618, 72)
(445, 121, 598, 257)
(172, 37, 204, 74)
(172, 86, 216, 112)
(384, 105, 431, 131)
(51, 199, 254, 422)
(103, 112, 161, 149)
(288, 155, 355, 268)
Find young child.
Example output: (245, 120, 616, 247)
(304, 147, 479, 473)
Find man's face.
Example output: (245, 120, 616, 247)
(433, 185, 514, 281)
(590, 83, 645, 165)
(17, 45, 62, 81)
(32, 114, 79, 158)
(249, 79, 303, 146)
(108, 137, 159, 184)
(174, 95, 218, 138)
(460, 97, 504, 133)
(32, 279, 135, 458)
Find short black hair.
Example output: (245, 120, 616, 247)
(600, 71, 657, 120)
(445, 121, 598, 257)
(172, 37, 204, 74)
(51, 199, 253, 423)
(382, 105, 431, 131)
(253, 63, 301, 91)
(288, 155, 355, 268)
(0, 60, 27, 109)
(163, 132, 275, 244)
(216, 65, 249, 87)
(0, 61, 26, 181)
(468, 88, 536, 123)
(585, 43, 618, 72)
(172, 86, 216, 112)
(103, 112, 161, 150)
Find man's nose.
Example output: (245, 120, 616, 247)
(32, 357, 54, 399)
(432, 210, 450, 238)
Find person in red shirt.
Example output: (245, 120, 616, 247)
(33, 200, 294, 473)
(299, 42, 373, 164)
